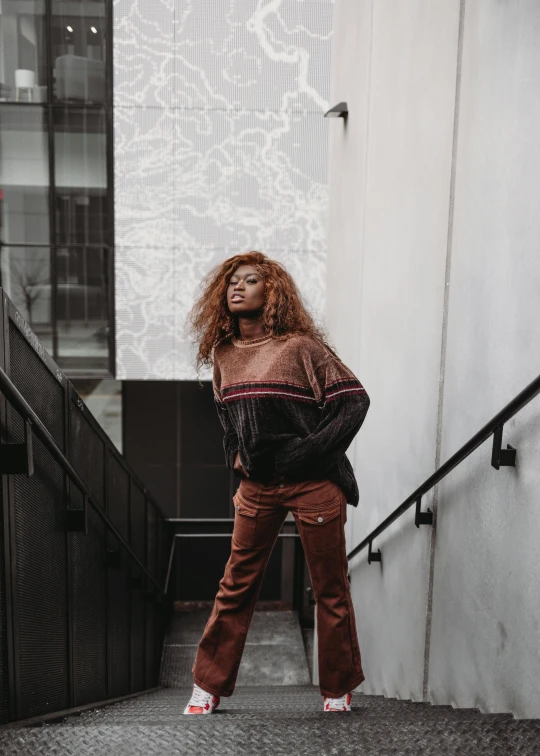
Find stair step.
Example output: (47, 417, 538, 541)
(2, 688, 538, 756)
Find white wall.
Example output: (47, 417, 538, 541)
(428, 0, 540, 717)
(326, 0, 540, 718)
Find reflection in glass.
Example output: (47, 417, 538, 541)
(0, 246, 53, 354)
(54, 108, 108, 246)
(71, 379, 122, 452)
(56, 246, 109, 372)
(0, 1, 47, 103)
(0, 106, 50, 244)
(52, 0, 106, 104)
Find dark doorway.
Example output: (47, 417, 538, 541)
(122, 381, 288, 604)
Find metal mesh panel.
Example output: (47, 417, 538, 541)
(70, 504, 108, 706)
(108, 454, 129, 541)
(108, 542, 131, 699)
(130, 483, 146, 565)
(145, 601, 155, 688)
(158, 518, 170, 587)
(12, 421, 70, 718)
(154, 602, 165, 683)
(1, 301, 171, 723)
(8, 324, 64, 451)
(69, 404, 105, 508)
(0, 475, 9, 724)
(146, 502, 157, 577)
(130, 588, 145, 693)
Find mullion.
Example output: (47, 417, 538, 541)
(45, 0, 58, 359)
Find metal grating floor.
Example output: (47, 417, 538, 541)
(1, 686, 539, 755)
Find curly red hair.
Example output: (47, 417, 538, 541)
(188, 251, 335, 370)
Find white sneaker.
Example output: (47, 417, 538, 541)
(323, 692, 352, 712)
(183, 683, 220, 715)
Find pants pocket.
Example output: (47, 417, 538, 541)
(232, 493, 258, 549)
(295, 478, 344, 506)
(296, 497, 343, 554)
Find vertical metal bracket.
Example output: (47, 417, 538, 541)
(66, 493, 88, 534)
(491, 425, 516, 470)
(368, 541, 382, 565)
(415, 497, 433, 528)
(0, 419, 34, 476)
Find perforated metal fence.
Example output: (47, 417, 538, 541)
(0, 290, 172, 724)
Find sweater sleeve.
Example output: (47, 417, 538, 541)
(273, 348, 370, 478)
(213, 357, 239, 471)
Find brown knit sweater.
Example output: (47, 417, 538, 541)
(212, 332, 370, 505)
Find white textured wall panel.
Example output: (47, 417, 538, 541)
(326, 0, 461, 702)
(114, 0, 334, 379)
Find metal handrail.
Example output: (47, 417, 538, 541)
(347, 371, 540, 563)
(163, 522, 300, 595)
(0, 366, 165, 594)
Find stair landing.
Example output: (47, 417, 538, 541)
(160, 609, 311, 687)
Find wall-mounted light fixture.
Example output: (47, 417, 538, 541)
(324, 102, 348, 118)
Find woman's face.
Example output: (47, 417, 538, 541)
(227, 265, 265, 315)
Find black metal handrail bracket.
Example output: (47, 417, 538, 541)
(348, 372, 540, 564)
(0, 365, 164, 595)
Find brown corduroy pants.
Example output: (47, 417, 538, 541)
(192, 477, 365, 698)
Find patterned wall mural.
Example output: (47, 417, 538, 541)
(113, 0, 334, 379)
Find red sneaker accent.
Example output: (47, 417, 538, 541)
(186, 706, 204, 714)
(323, 692, 352, 712)
(183, 685, 220, 715)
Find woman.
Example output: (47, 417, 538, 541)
(184, 251, 370, 714)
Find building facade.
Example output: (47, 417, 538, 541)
(113, 0, 333, 380)
(0, 1, 334, 589)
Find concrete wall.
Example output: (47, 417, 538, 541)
(326, 0, 540, 718)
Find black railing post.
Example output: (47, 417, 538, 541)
(104, 445, 112, 699)
(491, 425, 517, 470)
(0, 292, 17, 723)
(415, 497, 433, 528)
(367, 541, 382, 565)
(64, 376, 76, 710)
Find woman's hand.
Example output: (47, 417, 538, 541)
(233, 451, 250, 478)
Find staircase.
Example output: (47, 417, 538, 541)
(1, 686, 539, 755)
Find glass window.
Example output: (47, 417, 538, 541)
(71, 379, 122, 452)
(0, 106, 50, 244)
(0, 0, 113, 378)
(51, 0, 107, 105)
(0, 1, 48, 103)
(54, 107, 108, 246)
(0, 245, 53, 354)
(55, 246, 110, 372)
